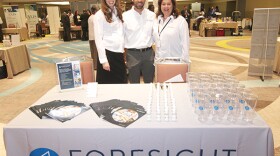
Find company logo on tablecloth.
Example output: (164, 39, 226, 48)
(30, 148, 58, 156)
(28, 148, 237, 155)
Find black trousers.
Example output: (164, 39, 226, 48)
(82, 26, 88, 41)
(63, 26, 71, 41)
(96, 49, 127, 84)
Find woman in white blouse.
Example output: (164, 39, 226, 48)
(153, 0, 190, 63)
(94, 0, 127, 84)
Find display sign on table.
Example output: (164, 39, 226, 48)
(56, 61, 82, 91)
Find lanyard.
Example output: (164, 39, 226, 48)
(158, 18, 171, 37)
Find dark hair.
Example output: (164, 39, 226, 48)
(156, 0, 179, 18)
(148, 4, 154, 12)
(101, 0, 123, 23)
(91, 5, 98, 14)
(74, 10, 79, 16)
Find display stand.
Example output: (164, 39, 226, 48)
(56, 61, 83, 91)
(248, 8, 280, 81)
(54, 55, 95, 87)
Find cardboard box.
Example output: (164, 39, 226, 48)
(216, 29, 224, 36)
(205, 28, 216, 37)
(224, 28, 232, 36)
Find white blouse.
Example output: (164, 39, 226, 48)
(88, 14, 95, 41)
(94, 8, 124, 64)
(152, 15, 190, 62)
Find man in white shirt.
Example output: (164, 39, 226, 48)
(88, 5, 98, 70)
(68, 9, 74, 26)
(123, 0, 155, 83)
(194, 12, 204, 31)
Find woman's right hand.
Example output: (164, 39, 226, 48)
(102, 62, 110, 71)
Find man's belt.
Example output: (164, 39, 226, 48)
(127, 47, 152, 52)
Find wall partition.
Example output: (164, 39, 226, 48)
(47, 6, 60, 34)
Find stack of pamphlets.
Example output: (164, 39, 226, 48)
(29, 100, 89, 122)
(90, 99, 146, 127)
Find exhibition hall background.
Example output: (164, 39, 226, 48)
(0, 0, 280, 33)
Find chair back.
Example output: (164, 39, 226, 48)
(155, 58, 190, 83)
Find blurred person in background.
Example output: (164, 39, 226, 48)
(0, 16, 3, 42)
(88, 5, 99, 70)
(74, 10, 81, 26)
(68, 9, 74, 26)
(60, 10, 71, 41)
(148, 4, 155, 12)
(80, 9, 90, 41)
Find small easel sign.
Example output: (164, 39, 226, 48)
(56, 61, 83, 91)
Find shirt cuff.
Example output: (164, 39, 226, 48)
(99, 58, 108, 64)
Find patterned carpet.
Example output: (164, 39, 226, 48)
(0, 32, 279, 155)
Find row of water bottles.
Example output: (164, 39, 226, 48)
(187, 72, 258, 123)
(146, 83, 177, 122)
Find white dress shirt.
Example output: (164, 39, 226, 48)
(123, 7, 155, 49)
(94, 8, 124, 64)
(195, 15, 204, 21)
(153, 15, 190, 62)
(88, 14, 95, 40)
(69, 13, 74, 25)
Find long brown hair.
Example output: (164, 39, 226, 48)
(101, 0, 123, 23)
(156, 0, 179, 18)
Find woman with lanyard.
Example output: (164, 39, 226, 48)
(94, 0, 127, 84)
(153, 0, 190, 63)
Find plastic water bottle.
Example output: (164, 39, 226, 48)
(227, 105, 237, 123)
(171, 103, 177, 122)
(197, 106, 208, 122)
(238, 97, 246, 116)
(212, 105, 223, 122)
(194, 98, 201, 114)
(242, 105, 255, 123)
(190, 89, 198, 107)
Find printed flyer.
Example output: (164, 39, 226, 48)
(56, 61, 82, 90)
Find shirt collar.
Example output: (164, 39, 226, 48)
(109, 6, 117, 14)
(158, 15, 174, 23)
(131, 6, 146, 15)
(110, 7, 118, 21)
